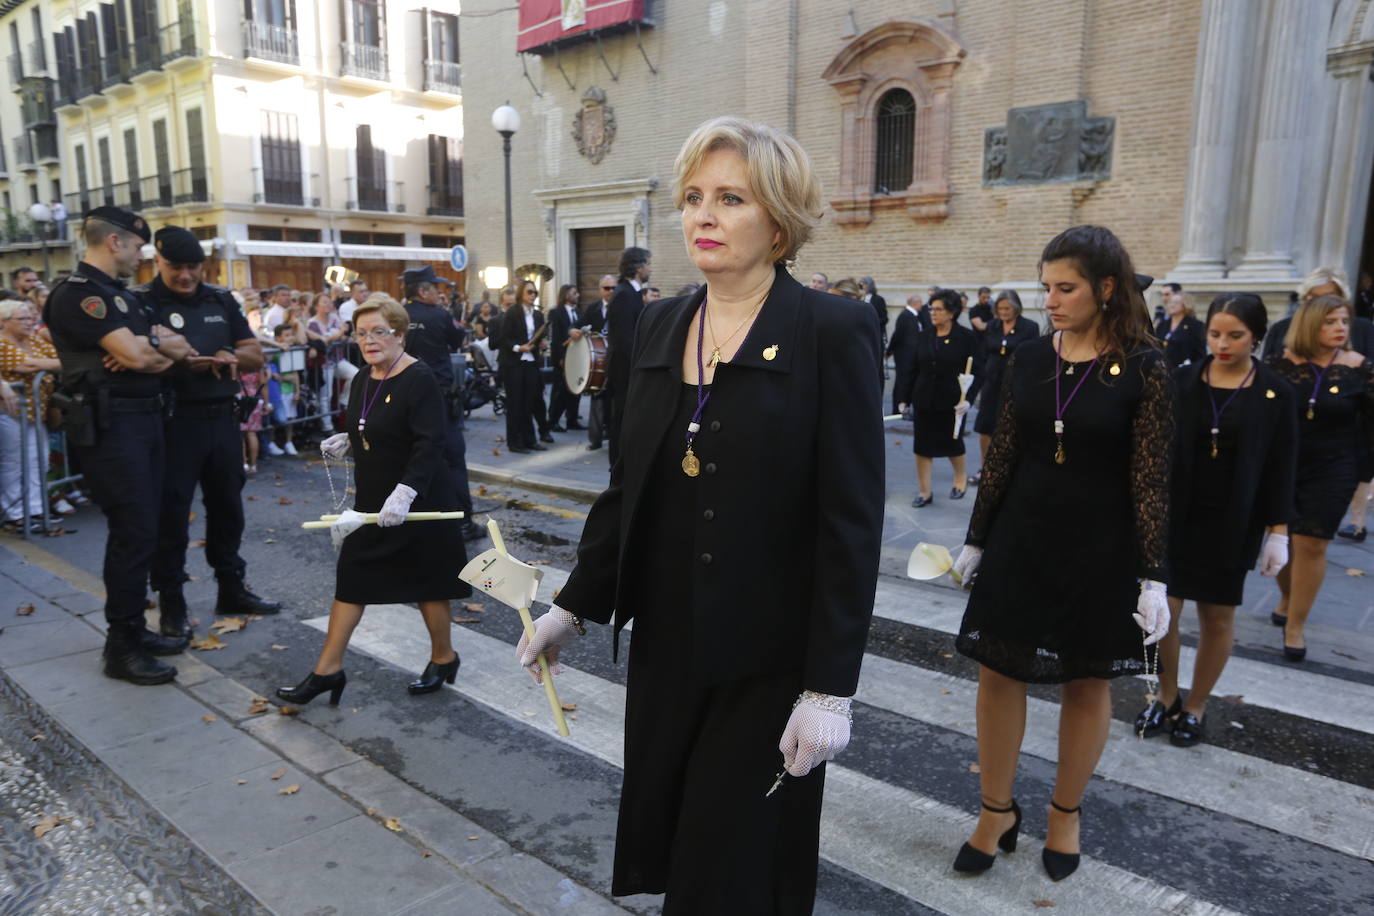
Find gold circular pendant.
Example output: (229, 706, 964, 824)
(682, 453, 700, 477)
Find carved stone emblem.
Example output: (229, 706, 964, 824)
(983, 100, 1115, 186)
(572, 88, 616, 164)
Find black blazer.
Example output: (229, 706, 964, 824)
(888, 308, 923, 387)
(1155, 315, 1207, 368)
(980, 316, 1040, 390)
(583, 299, 607, 334)
(869, 293, 888, 333)
(903, 323, 985, 410)
(1170, 358, 1298, 569)
(555, 268, 885, 696)
(547, 304, 580, 367)
(605, 280, 645, 395)
(491, 304, 545, 370)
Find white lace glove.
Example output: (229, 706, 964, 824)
(320, 432, 350, 460)
(779, 691, 852, 777)
(951, 544, 983, 589)
(954, 401, 970, 418)
(377, 483, 417, 527)
(515, 606, 583, 684)
(1259, 533, 1289, 577)
(329, 509, 366, 550)
(1133, 579, 1170, 645)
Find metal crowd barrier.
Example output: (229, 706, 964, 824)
(255, 340, 355, 431)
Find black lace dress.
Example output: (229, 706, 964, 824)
(957, 336, 1173, 683)
(1265, 357, 1374, 539)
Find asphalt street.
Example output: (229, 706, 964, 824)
(4, 395, 1374, 915)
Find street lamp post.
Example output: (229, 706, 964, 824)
(490, 103, 521, 287)
(27, 202, 52, 283)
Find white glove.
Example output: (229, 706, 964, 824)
(951, 544, 983, 589)
(377, 483, 417, 527)
(1133, 579, 1170, 645)
(954, 401, 970, 418)
(329, 509, 366, 551)
(515, 606, 583, 684)
(320, 432, 350, 460)
(1259, 533, 1289, 577)
(779, 691, 852, 777)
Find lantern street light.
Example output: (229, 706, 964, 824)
(490, 103, 521, 288)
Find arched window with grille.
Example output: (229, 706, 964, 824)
(873, 89, 916, 194)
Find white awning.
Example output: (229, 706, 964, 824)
(139, 239, 218, 259)
(232, 240, 338, 258)
(337, 245, 455, 261)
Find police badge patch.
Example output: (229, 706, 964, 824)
(169, 312, 185, 329)
(80, 296, 107, 319)
(115, 296, 130, 313)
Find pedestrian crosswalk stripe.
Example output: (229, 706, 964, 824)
(308, 608, 1254, 915)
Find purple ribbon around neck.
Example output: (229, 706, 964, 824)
(1054, 334, 1099, 424)
(1306, 351, 1339, 411)
(1204, 357, 1256, 442)
(358, 351, 405, 430)
(687, 298, 712, 447)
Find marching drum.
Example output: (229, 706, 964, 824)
(564, 333, 609, 394)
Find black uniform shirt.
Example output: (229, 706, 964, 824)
(143, 277, 252, 402)
(404, 300, 465, 389)
(43, 261, 161, 397)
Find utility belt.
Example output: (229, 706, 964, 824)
(50, 388, 163, 447)
(166, 397, 235, 420)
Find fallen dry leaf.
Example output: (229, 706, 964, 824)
(366, 807, 377, 816)
(1346, 568, 1367, 577)
(466, 835, 479, 841)
(278, 706, 299, 717)
(202, 714, 217, 723)
(463, 602, 485, 613)
(278, 497, 293, 505)
(968, 763, 981, 773)
(1219, 694, 1244, 704)
(1032, 902, 1056, 909)
(569, 714, 578, 721)
(560, 702, 578, 712)
(32, 815, 69, 838)
(236, 779, 247, 785)
(492, 449, 501, 456)
(192, 539, 207, 548)
(145, 599, 158, 609)
(16, 603, 35, 616)
(247, 701, 269, 715)
(270, 767, 287, 781)
(941, 653, 954, 659)
(211, 616, 246, 635)
(246, 494, 257, 501)
(940, 690, 952, 695)
(263, 538, 278, 544)
(384, 817, 403, 832)
(477, 485, 488, 495)
(421, 851, 432, 858)
(30, 734, 44, 741)
(188, 512, 198, 521)
(190, 633, 227, 651)
(495, 436, 506, 443)
(278, 784, 300, 796)
(452, 616, 481, 624)
(303, 498, 311, 503)
(270, 644, 288, 651)
(273, 473, 283, 479)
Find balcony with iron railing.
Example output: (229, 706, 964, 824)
(340, 41, 387, 81)
(346, 176, 404, 212)
(27, 39, 46, 73)
(12, 135, 34, 169)
(423, 59, 460, 94)
(252, 167, 320, 207)
(161, 19, 198, 64)
(8, 52, 22, 84)
(101, 53, 130, 89)
(19, 78, 55, 128)
(30, 125, 58, 162)
(63, 189, 94, 217)
(75, 63, 102, 100)
(243, 21, 300, 65)
(426, 184, 462, 216)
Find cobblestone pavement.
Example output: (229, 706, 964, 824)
(0, 667, 269, 916)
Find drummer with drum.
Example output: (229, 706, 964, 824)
(548, 283, 589, 432)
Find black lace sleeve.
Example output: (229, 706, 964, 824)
(1130, 351, 1173, 580)
(966, 350, 1020, 547)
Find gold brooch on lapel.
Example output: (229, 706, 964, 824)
(763, 345, 778, 361)
(1265, 389, 1276, 399)
(1108, 363, 1121, 376)
(1330, 385, 1339, 394)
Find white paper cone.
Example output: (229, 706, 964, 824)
(458, 547, 545, 610)
(906, 543, 954, 580)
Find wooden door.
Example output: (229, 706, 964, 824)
(573, 226, 625, 306)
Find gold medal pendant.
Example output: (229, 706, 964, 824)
(1054, 442, 1066, 465)
(1211, 441, 1218, 459)
(1307, 407, 1315, 420)
(362, 437, 370, 451)
(682, 447, 700, 477)
(708, 348, 721, 369)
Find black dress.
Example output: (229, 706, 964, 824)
(1266, 356, 1374, 539)
(1168, 360, 1298, 607)
(614, 383, 823, 914)
(335, 362, 470, 604)
(957, 337, 1173, 683)
(974, 317, 1041, 436)
(906, 324, 983, 458)
(1155, 315, 1207, 368)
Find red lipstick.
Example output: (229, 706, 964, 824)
(695, 239, 722, 249)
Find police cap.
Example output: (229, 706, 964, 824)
(401, 265, 440, 287)
(83, 206, 151, 243)
(154, 225, 206, 263)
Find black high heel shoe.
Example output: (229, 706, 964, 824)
(1042, 799, 1082, 881)
(408, 654, 460, 695)
(952, 799, 1021, 873)
(276, 670, 346, 706)
(1133, 695, 1181, 738)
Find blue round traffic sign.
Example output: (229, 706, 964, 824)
(449, 244, 468, 272)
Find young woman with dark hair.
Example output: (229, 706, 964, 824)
(949, 225, 1173, 882)
(1136, 293, 1297, 747)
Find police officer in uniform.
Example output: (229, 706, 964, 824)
(398, 266, 481, 541)
(43, 207, 196, 684)
(140, 225, 282, 636)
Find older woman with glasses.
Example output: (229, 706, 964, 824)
(277, 295, 470, 705)
(0, 299, 60, 531)
(514, 117, 884, 913)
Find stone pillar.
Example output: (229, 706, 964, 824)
(1316, 56, 1374, 281)
(1232, 0, 1334, 278)
(1170, 0, 1257, 280)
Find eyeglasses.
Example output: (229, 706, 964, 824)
(5, 315, 36, 322)
(354, 328, 398, 340)
(601, 286, 614, 291)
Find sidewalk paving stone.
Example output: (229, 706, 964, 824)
(5, 648, 139, 706)
(245, 712, 363, 774)
(187, 673, 277, 722)
(0, 615, 105, 666)
(98, 721, 282, 801)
